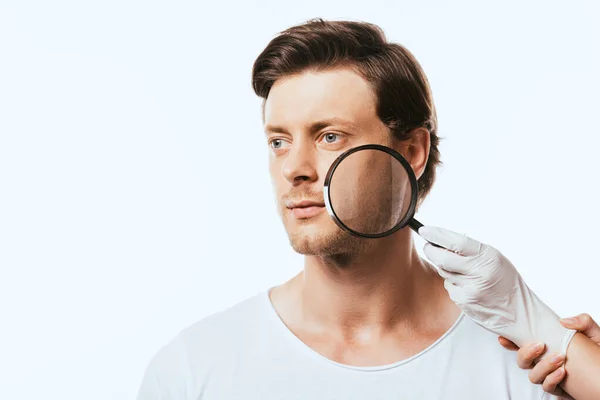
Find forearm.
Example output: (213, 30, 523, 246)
(560, 333, 600, 399)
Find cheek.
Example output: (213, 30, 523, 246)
(319, 152, 343, 181)
(268, 158, 286, 194)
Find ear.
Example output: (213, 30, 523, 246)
(393, 128, 430, 179)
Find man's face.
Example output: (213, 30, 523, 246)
(264, 67, 393, 256)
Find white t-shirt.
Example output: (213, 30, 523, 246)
(137, 290, 560, 400)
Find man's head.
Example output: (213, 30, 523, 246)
(251, 19, 440, 257)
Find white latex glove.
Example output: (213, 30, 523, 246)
(419, 226, 576, 360)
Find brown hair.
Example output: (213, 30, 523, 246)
(252, 18, 441, 203)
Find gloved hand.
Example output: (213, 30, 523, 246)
(419, 226, 576, 361)
(500, 313, 600, 398)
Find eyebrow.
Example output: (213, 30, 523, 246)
(264, 117, 358, 134)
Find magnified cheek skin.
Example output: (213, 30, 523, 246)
(330, 149, 411, 235)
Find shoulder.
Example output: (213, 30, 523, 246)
(165, 290, 268, 362)
(136, 291, 269, 399)
(181, 291, 268, 341)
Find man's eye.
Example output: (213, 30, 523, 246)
(323, 133, 339, 143)
(269, 139, 288, 149)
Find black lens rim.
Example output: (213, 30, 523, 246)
(323, 144, 419, 239)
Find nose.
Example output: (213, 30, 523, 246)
(281, 141, 318, 186)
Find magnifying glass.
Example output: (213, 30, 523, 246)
(323, 144, 429, 239)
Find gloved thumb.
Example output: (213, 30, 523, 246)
(418, 226, 481, 257)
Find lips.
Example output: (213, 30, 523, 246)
(286, 199, 326, 219)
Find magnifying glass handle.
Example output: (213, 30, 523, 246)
(408, 219, 424, 232)
(408, 218, 445, 249)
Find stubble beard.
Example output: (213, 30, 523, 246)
(284, 216, 373, 259)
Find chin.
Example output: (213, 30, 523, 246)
(286, 224, 369, 256)
(289, 235, 331, 255)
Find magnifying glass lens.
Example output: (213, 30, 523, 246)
(326, 146, 416, 237)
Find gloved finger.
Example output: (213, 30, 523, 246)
(528, 353, 565, 384)
(498, 336, 519, 351)
(541, 367, 570, 397)
(517, 343, 546, 369)
(428, 260, 464, 282)
(442, 279, 458, 298)
(423, 242, 473, 274)
(419, 226, 482, 257)
(442, 279, 473, 305)
(560, 313, 600, 343)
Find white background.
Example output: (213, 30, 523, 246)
(1, 0, 598, 399)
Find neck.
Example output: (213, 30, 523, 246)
(292, 228, 450, 335)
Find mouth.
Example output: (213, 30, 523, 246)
(286, 200, 326, 219)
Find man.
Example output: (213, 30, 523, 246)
(137, 19, 595, 399)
